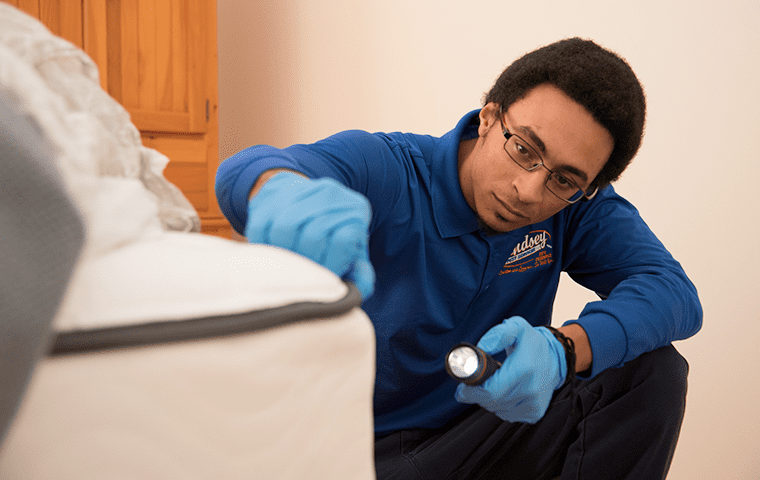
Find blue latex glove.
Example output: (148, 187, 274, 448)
(246, 172, 375, 299)
(455, 316, 567, 424)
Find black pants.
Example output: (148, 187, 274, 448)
(375, 345, 688, 480)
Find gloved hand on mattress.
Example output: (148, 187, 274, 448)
(245, 171, 375, 300)
(455, 316, 568, 424)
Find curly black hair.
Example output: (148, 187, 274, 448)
(485, 38, 646, 189)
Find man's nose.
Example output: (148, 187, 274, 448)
(512, 167, 547, 204)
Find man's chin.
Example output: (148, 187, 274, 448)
(477, 217, 507, 237)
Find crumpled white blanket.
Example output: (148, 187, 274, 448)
(0, 4, 200, 262)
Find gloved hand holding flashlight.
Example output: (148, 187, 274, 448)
(245, 171, 375, 300)
(453, 316, 570, 424)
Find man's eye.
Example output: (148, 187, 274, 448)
(553, 174, 574, 189)
(515, 142, 533, 158)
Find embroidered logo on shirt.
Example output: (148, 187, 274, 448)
(499, 230, 553, 275)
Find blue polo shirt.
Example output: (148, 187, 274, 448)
(216, 111, 702, 434)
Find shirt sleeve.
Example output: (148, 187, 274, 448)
(561, 186, 703, 377)
(215, 130, 405, 234)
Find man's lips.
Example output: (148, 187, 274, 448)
(494, 194, 528, 219)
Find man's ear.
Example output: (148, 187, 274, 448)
(478, 102, 500, 137)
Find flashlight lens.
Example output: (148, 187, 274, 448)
(447, 346, 480, 378)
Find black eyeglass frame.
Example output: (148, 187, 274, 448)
(498, 106, 598, 204)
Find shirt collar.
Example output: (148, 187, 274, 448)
(430, 110, 482, 239)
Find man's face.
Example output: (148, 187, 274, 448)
(458, 83, 614, 234)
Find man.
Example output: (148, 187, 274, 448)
(216, 38, 702, 479)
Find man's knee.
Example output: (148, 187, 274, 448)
(640, 344, 688, 392)
(631, 344, 689, 422)
(589, 345, 689, 422)
(567, 346, 690, 478)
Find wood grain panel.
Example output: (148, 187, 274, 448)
(170, 0, 186, 114)
(142, 133, 208, 212)
(119, 0, 140, 109)
(186, 0, 205, 132)
(154, 0, 172, 111)
(40, 0, 83, 46)
(15, 0, 38, 17)
(137, 0, 156, 111)
(141, 133, 207, 164)
(82, 0, 107, 90)
(163, 161, 208, 211)
(3, 0, 84, 47)
(101, 0, 201, 134)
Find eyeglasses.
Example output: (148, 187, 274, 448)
(498, 108, 598, 204)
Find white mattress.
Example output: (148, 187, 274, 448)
(0, 232, 377, 479)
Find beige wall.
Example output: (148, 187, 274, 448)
(217, 1, 760, 478)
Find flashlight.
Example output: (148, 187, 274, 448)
(445, 342, 502, 386)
